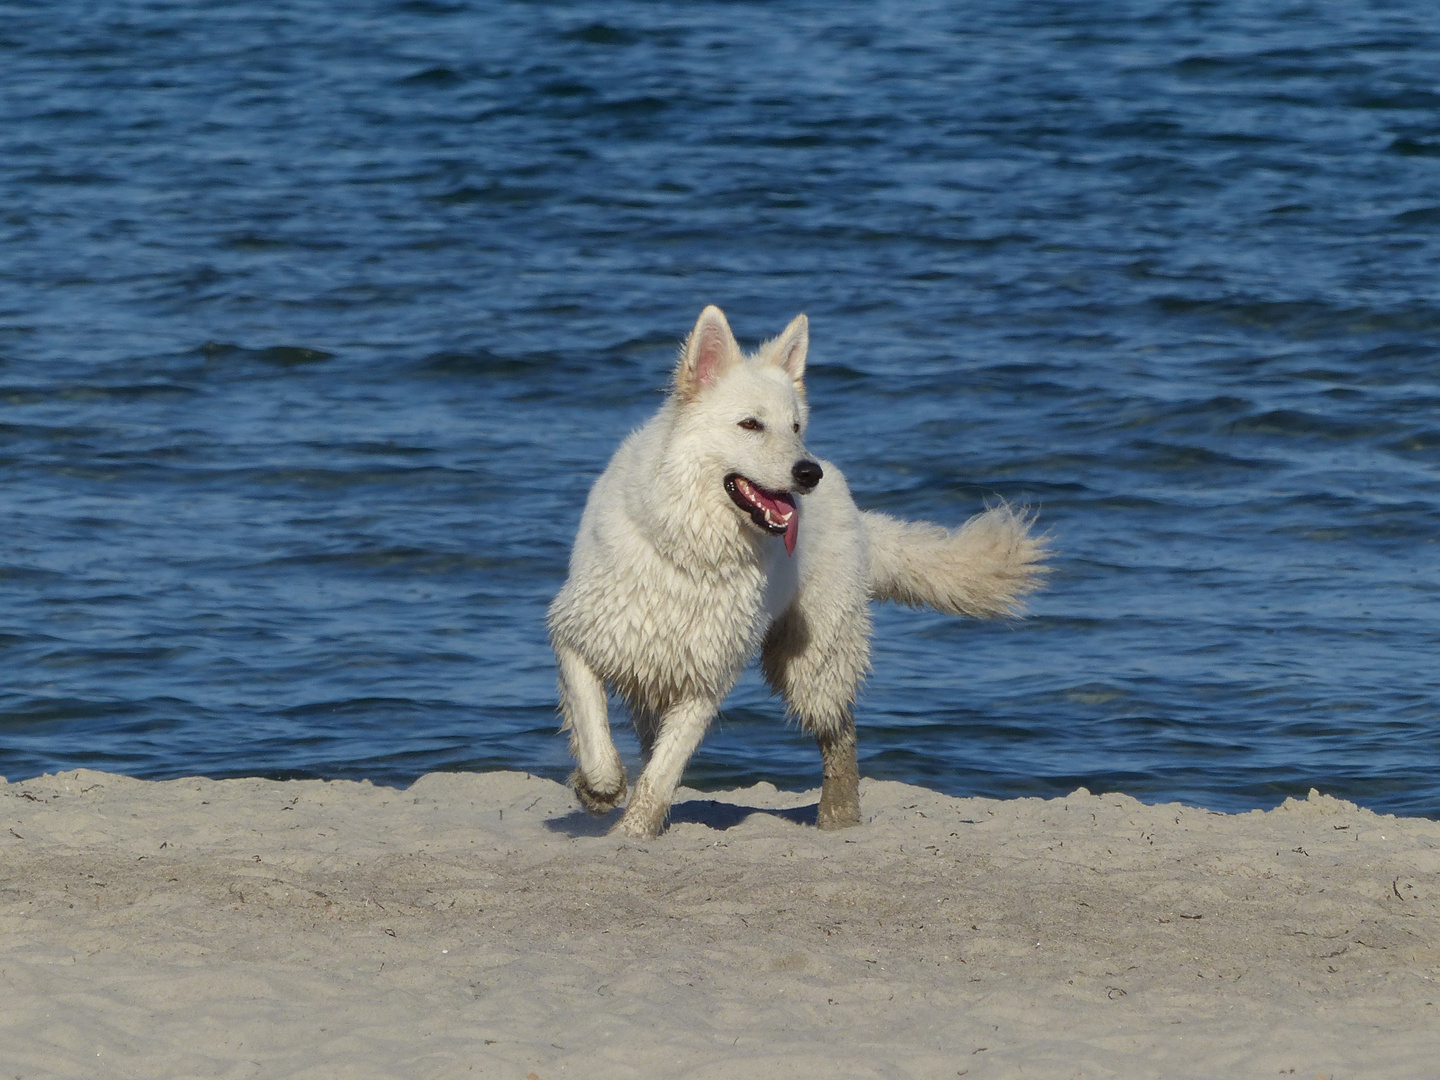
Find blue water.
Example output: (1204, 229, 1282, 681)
(3, 1, 1437, 817)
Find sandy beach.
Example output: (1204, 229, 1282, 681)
(2, 768, 1437, 1079)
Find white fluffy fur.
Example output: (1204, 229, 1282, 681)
(548, 306, 1048, 838)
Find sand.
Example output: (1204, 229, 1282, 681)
(2, 769, 1437, 1079)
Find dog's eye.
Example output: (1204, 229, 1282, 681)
(738, 418, 764, 432)
(792, 422, 800, 433)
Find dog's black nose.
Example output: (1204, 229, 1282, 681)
(792, 459, 823, 491)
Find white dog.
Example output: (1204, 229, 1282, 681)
(548, 306, 1047, 838)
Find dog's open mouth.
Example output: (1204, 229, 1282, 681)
(724, 473, 799, 555)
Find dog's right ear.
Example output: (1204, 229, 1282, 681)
(674, 305, 740, 404)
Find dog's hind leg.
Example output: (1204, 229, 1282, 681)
(815, 720, 861, 829)
(630, 706, 662, 761)
(762, 593, 871, 830)
(556, 645, 627, 814)
(614, 697, 717, 839)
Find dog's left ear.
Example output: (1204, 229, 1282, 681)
(764, 313, 808, 387)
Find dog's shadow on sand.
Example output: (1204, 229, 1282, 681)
(544, 799, 819, 838)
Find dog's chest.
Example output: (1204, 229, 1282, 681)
(761, 542, 800, 623)
(646, 556, 768, 655)
(587, 550, 774, 703)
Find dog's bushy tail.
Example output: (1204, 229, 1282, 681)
(861, 502, 1049, 618)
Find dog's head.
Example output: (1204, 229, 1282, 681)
(668, 306, 822, 555)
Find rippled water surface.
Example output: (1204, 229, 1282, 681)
(3, 1, 1438, 816)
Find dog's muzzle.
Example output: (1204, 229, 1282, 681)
(724, 473, 803, 555)
(791, 459, 822, 492)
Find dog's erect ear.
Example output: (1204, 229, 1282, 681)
(763, 313, 808, 387)
(674, 305, 740, 403)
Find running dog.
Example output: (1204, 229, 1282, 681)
(548, 306, 1047, 838)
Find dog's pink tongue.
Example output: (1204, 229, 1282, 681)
(784, 511, 799, 557)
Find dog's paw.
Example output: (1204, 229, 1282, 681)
(816, 792, 861, 830)
(610, 786, 668, 839)
(570, 769, 627, 815)
(611, 810, 663, 840)
(816, 805, 862, 830)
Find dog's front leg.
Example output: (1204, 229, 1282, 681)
(614, 698, 716, 839)
(556, 645, 627, 814)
